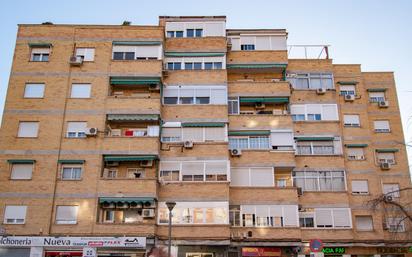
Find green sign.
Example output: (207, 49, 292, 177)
(322, 247, 346, 254)
(409, 246, 412, 253)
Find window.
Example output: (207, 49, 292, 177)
(71, 84, 91, 98)
(66, 122, 87, 138)
(237, 205, 298, 227)
(163, 86, 227, 105)
(293, 171, 346, 192)
(162, 126, 226, 143)
(276, 179, 287, 188)
(160, 161, 228, 182)
(315, 208, 352, 228)
(377, 152, 395, 164)
(17, 122, 39, 138)
(228, 97, 239, 114)
(351, 180, 369, 194)
(241, 44, 255, 50)
(340, 85, 356, 96)
(3, 205, 27, 224)
(291, 104, 339, 121)
(347, 148, 365, 161)
(56, 206, 78, 224)
(204, 62, 222, 70)
(24, 83, 45, 98)
(270, 131, 294, 150)
(167, 31, 184, 38)
(383, 184, 400, 198)
(229, 206, 241, 226)
(287, 73, 334, 90)
(167, 62, 182, 70)
(343, 115, 360, 127)
(158, 202, 228, 225)
(296, 139, 340, 155)
(185, 62, 202, 70)
(386, 217, 405, 232)
(61, 166, 82, 180)
(374, 120, 390, 133)
(229, 136, 270, 150)
(75, 48, 95, 61)
(299, 212, 315, 227)
(356, 216, 373, 231)
(231, 168, 274, 187)
(186, 29, 203, 38)
(10, 164, 33, 180)
(31, 47, 50, 62)
(369, 92, 385, 102)
(113, 52, 135, 60)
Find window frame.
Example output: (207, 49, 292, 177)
(66, 121, 87, 138)
(70, 83, 91, 99)
(159, 160, 229, 182)
(287, 73, 334, 90)
(60, 165, 83, 181)
(3, 205, 27, 224)
(75, 47, 95, 62)
(292, 170, 347, 192)
(30, 47, 50, 62)
(10, 163, 34, 180)
(355, 215, 374, 231)
(24, 83, 45, 98)
(343, 114, 360, 127)
(230, 167, 275, 187)
(17, 121, 39, 138)
(291, 104, 339, 121)
(55, 205, 79, 225)
(229, 136, 271, 150)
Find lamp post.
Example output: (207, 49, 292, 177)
(165, 201, 176, 257)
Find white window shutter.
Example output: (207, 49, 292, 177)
(163, 87, 179, 97)
(255, 36, 271, 50)
(241, 36, 255, 45)
(250, 168, 273, 186)
(340, 85, 355, 92)
(290, 105, 305, 115)
(210, 89, 227, 104)
(269, 205, 283, 217)
(71, 84, 91, 98)
(31, 48, 50, 54)
(374, 120, 390, 131)
(369, 92, 385, 98)
(147, 126, 160, 137)
(67, 122, 87, 132)
(270, 131, 294, 146)
(56, 206, 78, 223)
(333, 208, 351, 227)
(18, 122, 39, 137)
(11, 164, 33, 179)
(24, 83, 45, 98)
(344, 115, 360, 125)
(182, 128, 203, 142)
(315, 209, 333, 227)
(160, 162, 180, 171)
(231, 168, 250, 186)
(4, 206, 27, 222)
(255, 205, 269, 217)
(161, 128, 181, 141)
(306, 104, 322, 114)
(135, 45, 160, 58)
(205, 127, 225, 141)
(322, 104, 339, 120)
(356, 216, 373, 231)
(241, 205, 255, 214)
(205, 161, 227, 175)
(283, 205, 299, 227)
(181, 162, 204, 176)
(351, 180, 368, 193)
(112, 45, 136, 52)
(229, 37, 240, 50)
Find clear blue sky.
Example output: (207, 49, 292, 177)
(1, 0, 411, 170)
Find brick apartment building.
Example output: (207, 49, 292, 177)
(0, 15, 411, 257)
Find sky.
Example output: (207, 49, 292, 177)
(0, 0, 411, 171)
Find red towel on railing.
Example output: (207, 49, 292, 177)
(125, 130, 133, 136)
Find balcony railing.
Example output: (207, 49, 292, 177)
(288, 45, 330, 59)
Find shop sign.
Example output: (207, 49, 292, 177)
(83, 247, 97, 257)
(309, 239, 324, 252)
(377, 247, 411, 254)
(242, 247, 282, 257)
(322, 247, 345, 254)
(0, 236, 146, 248)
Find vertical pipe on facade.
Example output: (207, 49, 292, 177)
(47, 27, 77, 234)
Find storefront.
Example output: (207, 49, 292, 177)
(0, 236, 147, 257)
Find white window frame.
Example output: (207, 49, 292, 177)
(61, 165, 83, 180)
(355, 215, 374, 231)
(228, 97, 240, 115)
(70, 83, 91, 98)
(374, 120, 391, 133)
(347, 148, 365, 161)
(3, 205, 27, 224)
(369, 92, 385, 102)
(314, 208, 352, 229)
(17, 121, 39, 138)
(296, 140, 337, 155)
(164, 56, 226, 70)
(339, 85, 356, 96)
(291, 104, 339, 121)
(351, 180, 369, 195)
(386, 217, 406, 232)
(233, 205, 299, 228)
(10, 163, 33, 180)
(287, 73, 334, 90)
(382, 184, 400, 198)
(343, 114, 360, 127)
(66, 122, 87, 138)
(75, 48, 95, 62)
(161, 125, 227, 143)
(55, 205, 79, 225)
(159, 160, 230, 182)
(24, 83, 45, 98)
(229, 136, 271, 150)
(163, 85, 227, 105)
(292, 170, 347, 192)
(230, 167, 275, 187)
(30, 47, 50, 62)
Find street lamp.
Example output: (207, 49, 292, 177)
(165, 201, 176, 257)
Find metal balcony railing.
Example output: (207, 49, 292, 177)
(287, 45, 330, 59)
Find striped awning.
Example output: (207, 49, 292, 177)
(367, 88, 387, 92)
(295, 137, 334, 141)
(99, 197, 155, 204)
(7, 159, 36, 164)
(229, 131, 270, 136)
(107, 114, 159, 121)
(345, 144, 368, 148)
(112, 41, 162, 46)
(227, 63, 287, 69)
(375, 148, 399, 153)
(182, 122, 225, 127)
(104, 155, 158, 162)
(110, 77, 161, 85)
(58, 160, 85, 164)
(164, 52, 225, 57)
(239, 97, 289, 103)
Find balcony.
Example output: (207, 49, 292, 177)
(162, 105, 228, 120)
(103, 136, 159, 154)
(230, 150, 296, 168)
(227, 51, 288, 69)
(230, 227, 301, 242)
(230, 187, 299, 204)
(229, 81, 291, 97)
(157, 224, 230, 240)
(287, 45, 330, 59)
(109, 60, 162, 76)
(159, 183, 229, 201)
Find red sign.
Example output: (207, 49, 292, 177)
(309, 239, 324, 252)
(242, 247, 281, 257)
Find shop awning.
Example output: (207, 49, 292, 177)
(182, 122, 225, 127)
(376, 148, 399, 153)
(99, 197, 155, 204)
(164, 52, 225, 57)
(345, 144, 368, 148)
(7, 159, 36, 164)
(104, 155, 158, 162)
(107, 114, 159, 121)
(229, 130, 270, 136)
(227, 63, 287, 69)
(112, 41, 162, 46)
(28, 42, 52, 48)
(337, 81, 359, 85)
(295, 136, 334, 141)
(110, 77, 161, 85)
(367, 88, 387, 92)
(239, 97, 289, 103)
(58, 160, 85, 164)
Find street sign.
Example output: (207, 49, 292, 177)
(309, 239, 324, 252)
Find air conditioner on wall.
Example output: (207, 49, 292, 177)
(230, 149, 242, 156)
(142, 209, 155, 218)
(69, 56, 83, 66)
(344, 94, 355, 101)
(316, 88, 326, 95)
(379, 101, 389, 108)
(184, 141, 194, 149)
(85, 127, 98, 136)
(380, 162, 391, 170)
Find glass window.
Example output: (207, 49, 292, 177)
(195, 97, 210, 104)
(195, 29, 203, 37)
(241, 44, 255, 50)
(228, 97, 239, 114)
(113, 52, 123, 60)
(18, 122, 39, 138)
(167, 31, 174, 38)
(75, 48, 95, 61)
(193, 62, 202, 70)
(164, 97, 178, 104)
(3, 205, 27, 224)
(24, 83, 45, 98)
(186, 29, 194, 37)
(125, 52, 135, 60)
(176, 31, 184, 37)
(61, 166, 82, 180)
(31, 47, 50, 62)
(11, 164, 33, 180)
(71, 84, 91, 98)
(293, 171, 346, 192)
(56, 206, 78, 224)
(214, 62, 223, 69)
(204, 62, 213, 70)
(356, 216, 373, 231)
(66, 122, 87, 138)
(185, 62, 193, 70)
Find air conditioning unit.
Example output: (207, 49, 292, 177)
(149, 84, 160, 91)
(379, 101, 389, 108)
(110, 129, 121, 137)
(316, 88, 326, 95)
(107, 162, 119, 167)
(297, 187, 303, 196)
(140, 160, 153, 167)
(286, 73, 297, 78)
(116, 202, 129, 209)
(184, 141, 193, 149)
(101, 202, 116, 208)
(142, 209, 155, 218)
(344, 94, 355, 101)
(85, 127, 98, 136)
(255, 103, 265, 109)
(129, 202, 143, 209)
(384, 195, 394, 202)
(380, 162, 391, 170)
(69, 56, 83, 66)
(230, 149, 242, 156)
